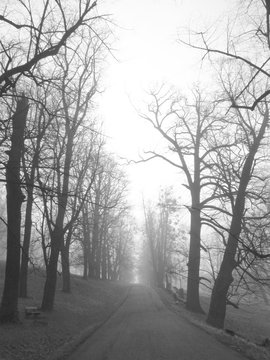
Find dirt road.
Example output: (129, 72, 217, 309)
(67, 284, 245, 360)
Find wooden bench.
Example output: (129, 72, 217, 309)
(172, 287, 186, 304)
(25, 306, 41, 318)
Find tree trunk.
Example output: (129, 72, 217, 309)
(41, 229, 61, 311)
(185, 123, 204, 314)
(206, 186, 249, 327)
(0, 95, 28, 323)
(206, 111, 268, 328)
(165, 273, 171, 290)
(186, 201, 204, 313)
(82, 206, 90, 279)
(101, 243, 107, 280)
(206, 240, 236, 328)
(19, 132, 41, 298)
(19, 188, 33, 298)
(83, 239, 88, 279)
(61, 226, 72, 293)
(92, 195, 100, 279)
(41, 124, 74, 310)
(108, 254, 113, 280)
(61, 244, 71, 293)
(82, 206, 94, 278)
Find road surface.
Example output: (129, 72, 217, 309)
(68, 285, 245, 360)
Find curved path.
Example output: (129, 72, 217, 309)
(68, 284, 245, 360)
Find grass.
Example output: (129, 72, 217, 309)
(0, 262, 269, 360)
(157, 288, 270, 360)
(0, 268, 130, 360)
(197, 294, 270, 345)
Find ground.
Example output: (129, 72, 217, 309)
(0, 269, 130, 360)
(157, 289, 270, 360)
(0, 269, 269, 360)
(67, 284, 245, 360)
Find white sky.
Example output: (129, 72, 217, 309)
(98, 0, 236, 208)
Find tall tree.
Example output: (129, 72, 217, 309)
(206, 101, 270, 328)
(0, 0, 104, 323)
(0, 94, 28, 322)
(39, 24, 106, 310)
(140, 86, 229, 313)
(180, 0, 270, 328)
(60, 134, 103, 292)
(19, 83, 57, 298)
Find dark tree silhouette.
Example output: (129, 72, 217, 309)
(206, 104, 270, 328)
(179, 0, 270, 328)
(0, 95, 28, 323)
(0, 0, 98, 96)
(139, 86, 230, 313)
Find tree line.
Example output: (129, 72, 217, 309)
(0, 0, 133, 323)
(139, 0, 270, 329)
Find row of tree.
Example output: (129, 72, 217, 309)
(141, 189, 187, 289)
(0, 0, 134, 323)
(139, 0, 270, 329)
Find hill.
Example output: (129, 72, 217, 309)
(0, 267, 130, 360)
(0, 264, 269, 360)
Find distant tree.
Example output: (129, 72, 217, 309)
(81, 201, 92, 279)
(90, 156, 129, 280)
(60, 134, 103, 293)
(79, 155, 130, 280)
(142, 189, 177, 289)
(108, 216, 135, 282)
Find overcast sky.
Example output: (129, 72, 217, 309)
(98, 0, 236, 206)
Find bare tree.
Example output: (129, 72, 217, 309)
(206, 99, 270, 328)
(90, 155, 129, 280)
(178, 1, 270, 328)
(0, 0, 99, 96)
(40, 57, 99, 309)
(139, 86, 230, 313)
(79, 154, 130, 281)
(179, 1, 270, 111)
(0, 94, 28, 323)
(0, 0, 106, 323)
(60, 133, 103, 292)
(142, 189, 178, 289)
(19, 82, 58, 298)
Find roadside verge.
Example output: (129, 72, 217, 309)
(47, 285, 132, 360)
(156, 288, 270, 360)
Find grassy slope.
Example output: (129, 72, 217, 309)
(0, 261, 269, 360)
(200, 294, 270, 345)
(157, 288, 270, 360)
(0, 268, 130, 360)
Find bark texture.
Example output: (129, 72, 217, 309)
(19, 190, 33, 298)
(186, 197, 204, 313)
(0, 95, 28, 322)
